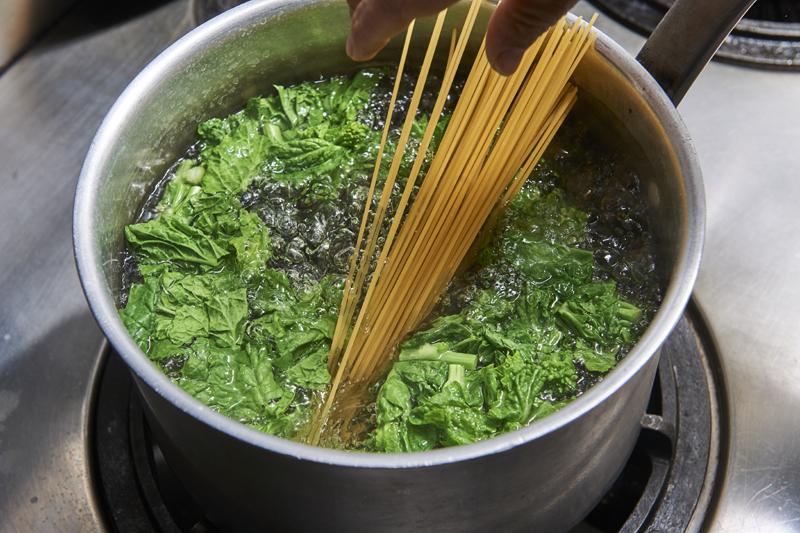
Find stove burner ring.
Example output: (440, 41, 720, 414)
(589, 0, 800, 69)
(91, 303, 725, 532)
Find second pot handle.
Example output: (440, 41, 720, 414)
(636, 0, 757, 106)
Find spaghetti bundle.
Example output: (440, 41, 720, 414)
(314, 6, 597, 442)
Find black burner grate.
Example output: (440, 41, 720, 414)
(747, 0, 800, 22)
(587, 0, 800, 69)
(91, 304, 724, 533)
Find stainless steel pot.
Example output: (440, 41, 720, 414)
(73, 0, 738, 530)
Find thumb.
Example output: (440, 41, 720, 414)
(485, 0, 578, 75)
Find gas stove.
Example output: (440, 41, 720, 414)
(0, 0, 798, 531)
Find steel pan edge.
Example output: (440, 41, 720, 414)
(136, 352, 658, 531)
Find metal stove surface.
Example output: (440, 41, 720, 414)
(0, 0, 798, 531)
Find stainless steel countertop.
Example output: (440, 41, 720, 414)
(0, 2, 193, 530)
(573, 6, 800, 529)
(683, 37, 800, 533)
(0, 0, 798, 530)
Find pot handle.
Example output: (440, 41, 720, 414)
(635, 0, 757, 105)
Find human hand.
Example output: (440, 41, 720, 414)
(345, 0, 580, 75)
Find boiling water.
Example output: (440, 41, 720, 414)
(121, 72, 664, 450)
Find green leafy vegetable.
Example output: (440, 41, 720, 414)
(120, 71, 384, 441)
(196, 69, 386, 201)
(119, 69, 653, 452)
(398, 343, 478, 369)
(368, 177, 647, 452)
(125, 215, 231, 269)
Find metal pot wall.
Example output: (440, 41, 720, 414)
(73, 0, 726, 530)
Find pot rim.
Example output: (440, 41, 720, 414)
(73, 0, 704, 469)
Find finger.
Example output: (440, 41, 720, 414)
(347, 0, 458, 61)
(485, 0, 578, 75)
(346, 0, 362, 18)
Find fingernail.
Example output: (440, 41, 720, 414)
(493, 48, 525, 76)
(346, 34, 355, 59)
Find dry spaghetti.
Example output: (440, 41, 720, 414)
(313, 6, 597, 444)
